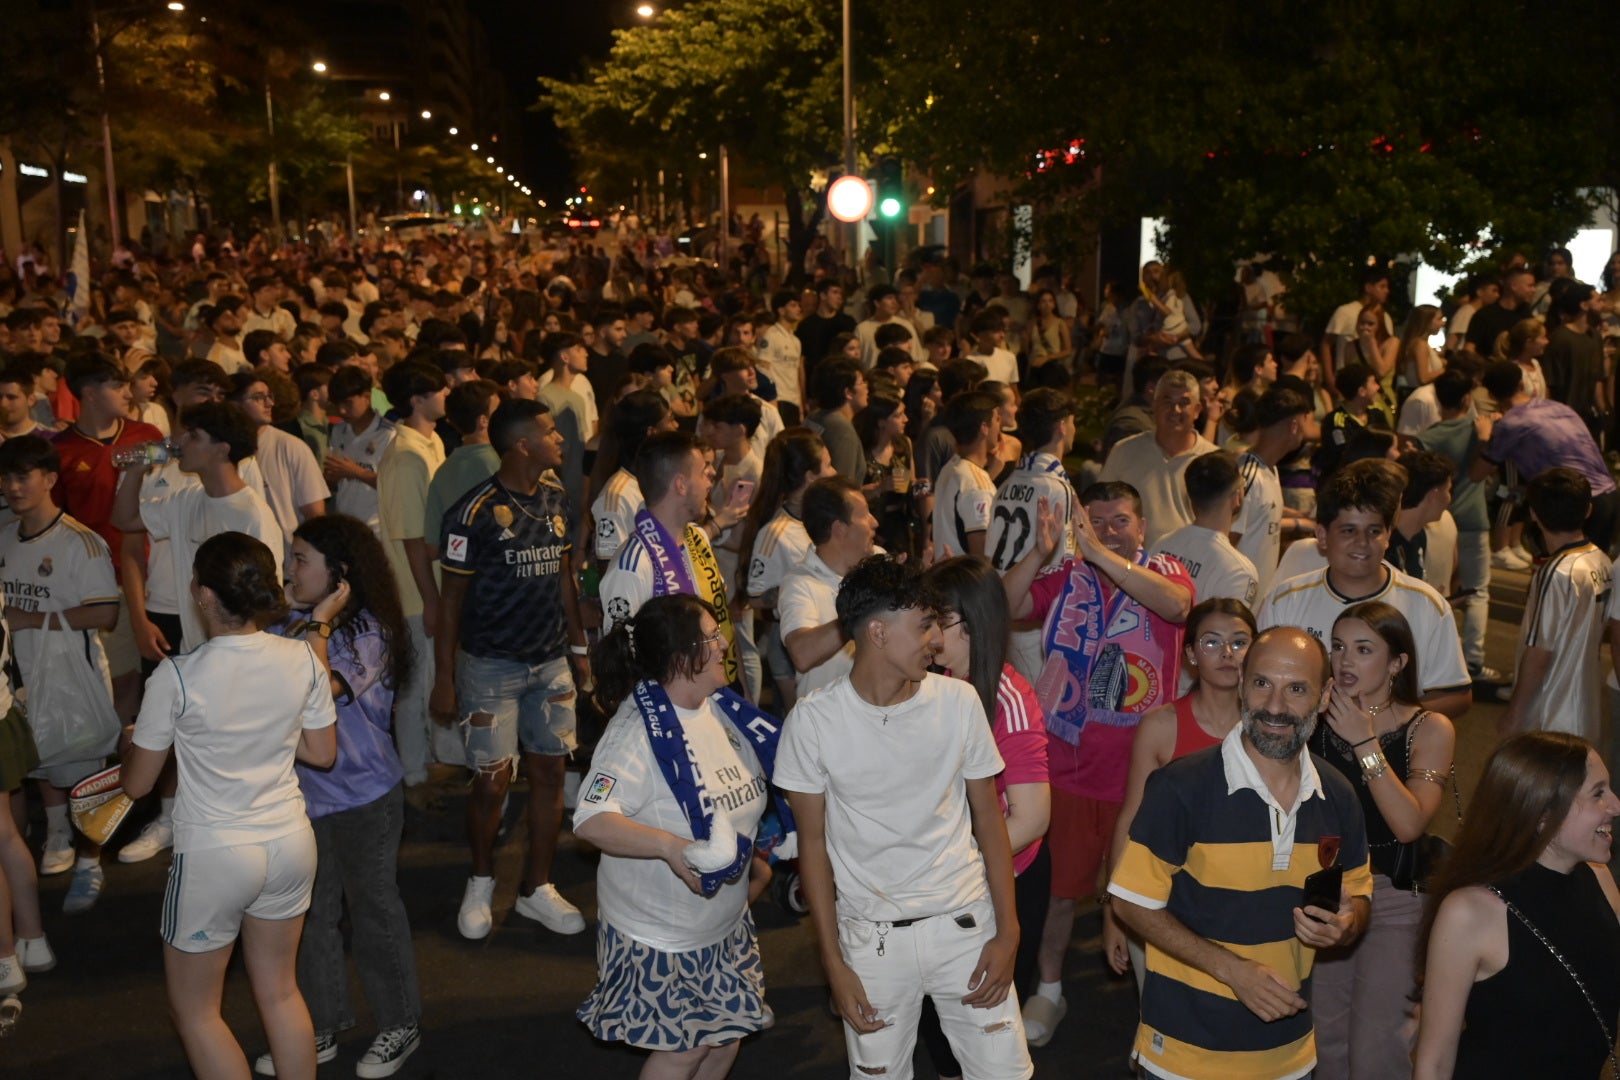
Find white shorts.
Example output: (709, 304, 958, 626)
(838, 896, 1033, 1080)
(161, 828, 317, 953)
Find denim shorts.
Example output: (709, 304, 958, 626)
(456, 651, 577, 769)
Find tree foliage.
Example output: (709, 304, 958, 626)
(871, 0, 1619, 316)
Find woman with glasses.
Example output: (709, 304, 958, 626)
(575, 593, 778, 1080)
(1311, 600, 1455, 1080)
(1103, 598, 1255, 986)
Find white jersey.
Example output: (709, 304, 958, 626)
(573, 695, 765, 951)
(774, 673, 1004, 923)
(0, 512, 118, 715)
(756, 324, 804, 407)
(252, 425, 330, 563)
(1258, 566, 1470, 695)
(749, 396, 785, 462)
(1275, 536, 1327, 585)
(600, 530, 703, 634)
(1099, 431, 1218, 547)
(1519, 541, 1612, 742)
(1154, 523, 1259, 607)
(747, 509, 811, 599)
(328, 413, 396, 533)
(933, 455, 995, 559)
(988, 452, 1074, 572)
(777, 549, 855, 696)
(592, 469, 644, 562)
(1233, 452, 1283, 593)
(138, 459, 266, 616)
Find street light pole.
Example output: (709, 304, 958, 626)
(345, 154, 358, 239)
(90, 7, 122, 249)
(842, 0, 856, 267)
(265, 84, 281, 242)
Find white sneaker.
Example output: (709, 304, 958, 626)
(39, 835, 74, 876)
(356, 1025, 421, 1078)
(514, 883, 586, 935)
(117, 818, 173, 863)
(17, 936, 55, 973)
(1512, 544, 1535, 564)
(457, 876, 496, 939)
(0, 956, 24, 995)
(1491, 548, 1530, 571)
(254, 1031, 337, 1076)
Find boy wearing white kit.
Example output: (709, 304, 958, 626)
(776, 555, 1033, 1080)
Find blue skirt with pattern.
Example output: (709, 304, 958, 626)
(577, 911, 768, 1051)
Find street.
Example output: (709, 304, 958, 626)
(4, 592, 1529, 1080)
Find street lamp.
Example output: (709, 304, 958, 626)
(636, 4, 656, 16)
(420, 109, 431, 120)
(165, 1, 184, 9)
(448, 126, 458, 135)
(378, 90, 391, 102)
(311, 60, 327, 73)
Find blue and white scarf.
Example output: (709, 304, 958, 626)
(1034, 552, 1145, 745)
(633, 679, 796, 897)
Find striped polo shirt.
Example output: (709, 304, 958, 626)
(1109, 724, 1372, 1080)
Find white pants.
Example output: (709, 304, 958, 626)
(838, 896, 1033, 1080)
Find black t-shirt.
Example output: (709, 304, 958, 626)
(1543, 325, 1605, 418)
(584, 347, 628, 406)
(795, 312, 855, 375)
(1386, 527, 1427, 582)
(440, 475, 571, 664)
(1464, 301, 1524, 357)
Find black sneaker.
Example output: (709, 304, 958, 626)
(356, 1025, 420, 1078)
(254, 1030, 337, 1075)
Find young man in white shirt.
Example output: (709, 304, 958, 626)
(779, 477, 878, 696)
(228, 372, 329, 563)
(1232, 387, 1314, 594)
(203, 297, 250, 376)
(1258, 464, 1472, 720)
(932, 391, 1002, 559)
(966, 309, 1019, 386)
(324, 364, 395, 535)
(776, 556, 1032, 1080)
(854, 285, 922, 371)
(1320, 267, 1393, 379)
(241, 275, 296, 340)
(756, 290, 806, 425)
(1155, 450, 1260, 607)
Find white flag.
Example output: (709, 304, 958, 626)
(66, 209, 90, 320)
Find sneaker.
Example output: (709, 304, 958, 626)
(62, 864, 104, 914)
(1512, 544, 1536, 564)
(514, 883, 586, 935)
(1470, 665, 1508, 684)
(1491, 548, 1530, 571)
(0, 956, 24, 995)
(117, 818, 173, 864)
(254, 1031, 338, 1076)
(38, 836, 74, 877)
(17, 937, 55, 973)
(356, 1025, 421, 1078)
(457, 876, 496, 940)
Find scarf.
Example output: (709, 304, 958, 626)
(1034, 552, 1145, 745)
(634, 509, 740, 685)
(634, 678, 796, 896)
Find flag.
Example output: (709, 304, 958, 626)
(65, 209, 89, 321)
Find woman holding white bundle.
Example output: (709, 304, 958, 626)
(575, 593, 782, 1080)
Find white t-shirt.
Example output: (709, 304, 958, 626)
(1519, 542, 1612, 742)
(747, 509, 811, 599)
(777, 549, 854, 696)
(137, 459, 266, 616)
(749, 396, 785, 463)
(1324, 300, 1394, 339)
(971, 347, 1019, 386)
(1099, 432, 1219, 547)
(855, 317, 922, 370)
(242, 306, 297, 341)
(933, 455, 995, 558)
(538, 369, 599, 442)
(988, 452, 1074, 572)
(207, 340, 250, 376)
(1154, 523, 1260, 607)
(774, 673, 1005, 922)
(600, 531, 704, 634)
(0, 512, 118, 715)
(756, 324, 804, 407)
(1233, 452, 1283, 593)
(141, 482, 285, 652)
(253, 425, 331, 561)
(1274, 536, 1327, 585)
(1396, 384, 1443, 436)
(592, 468, 644, 562)
(132, 632, 336, 854)
(329, 414, 396, 533)
(1258, 566, 1470, 694)
(574, 695, 766, 952)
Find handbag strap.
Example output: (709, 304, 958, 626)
(1405, 710, 1463, 825)
(1487, 885, 1620, 1075)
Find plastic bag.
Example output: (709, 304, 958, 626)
(21, 623, 120, 767)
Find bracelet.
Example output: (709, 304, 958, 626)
(569, 644, 589, 656)
(1351, 735, 1378, 749)
(304, 620, 333, 640)
(1358, 749, 1388, 780)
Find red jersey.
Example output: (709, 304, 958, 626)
(54, 418, 164, 580)
(993, 665, 1049, 875)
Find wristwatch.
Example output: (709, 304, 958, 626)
(305, 620, 333, 640)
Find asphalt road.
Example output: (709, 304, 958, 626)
(4, 615, 1527, 1079)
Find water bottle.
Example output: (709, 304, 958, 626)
(111, 441, 174, 469)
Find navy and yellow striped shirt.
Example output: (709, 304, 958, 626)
(1109, 727, 1372, 1080)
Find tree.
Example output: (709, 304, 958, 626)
(538, 0, 843, 283)
(871, 0, 1619, 320)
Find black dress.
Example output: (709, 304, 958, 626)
(1454, 862, 1620, 1078)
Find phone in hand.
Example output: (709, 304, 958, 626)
(726, 479, 756, 511)
(1301, 865, 1343, 922)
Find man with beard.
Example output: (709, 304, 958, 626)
(1108, 627, 1372, 1080)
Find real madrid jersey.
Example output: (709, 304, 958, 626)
(440, 475, 572, 665)
(592, 468, 644, 562)
(988, 452, 1075, 572)
(1520, 541, 1612, 742)
(933, 454, 995, 559)
(1233, 452, 1284, 593)
(0, 511, 119, 696)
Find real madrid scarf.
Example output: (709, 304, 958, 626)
(1034, 552, 1145, 746)
(633, 678, 795, 896)
(633, 509, 740, 685)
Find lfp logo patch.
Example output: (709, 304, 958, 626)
(583, 775, 617, 804)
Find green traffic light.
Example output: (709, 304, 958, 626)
(879, 196, 902, 218)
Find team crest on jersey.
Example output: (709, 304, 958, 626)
(493, 505, 514, 529)
(551, 515, 567, 538)
(37, 557, 52, 577)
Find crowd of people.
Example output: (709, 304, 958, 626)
(0, 225, 1619, 1080)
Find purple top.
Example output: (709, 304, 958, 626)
(1485, 398, 1617, 496)
(280, 609, 404, 818)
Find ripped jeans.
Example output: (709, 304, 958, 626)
(837, 896, 1033, 1080)
(455, 651, 578, 773)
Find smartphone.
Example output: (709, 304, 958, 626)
(726, 479, 756, 511)
(1445, 587, 1478, 603)
(1301, 865, 1343, 921)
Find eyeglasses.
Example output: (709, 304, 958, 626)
(1196, 634, 1251, 656)
(697, 629, 725, 651)
(244, 392, 274, 403)
(938, 616, 965, 632)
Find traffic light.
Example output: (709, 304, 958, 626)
(873, 156, 904, 220)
